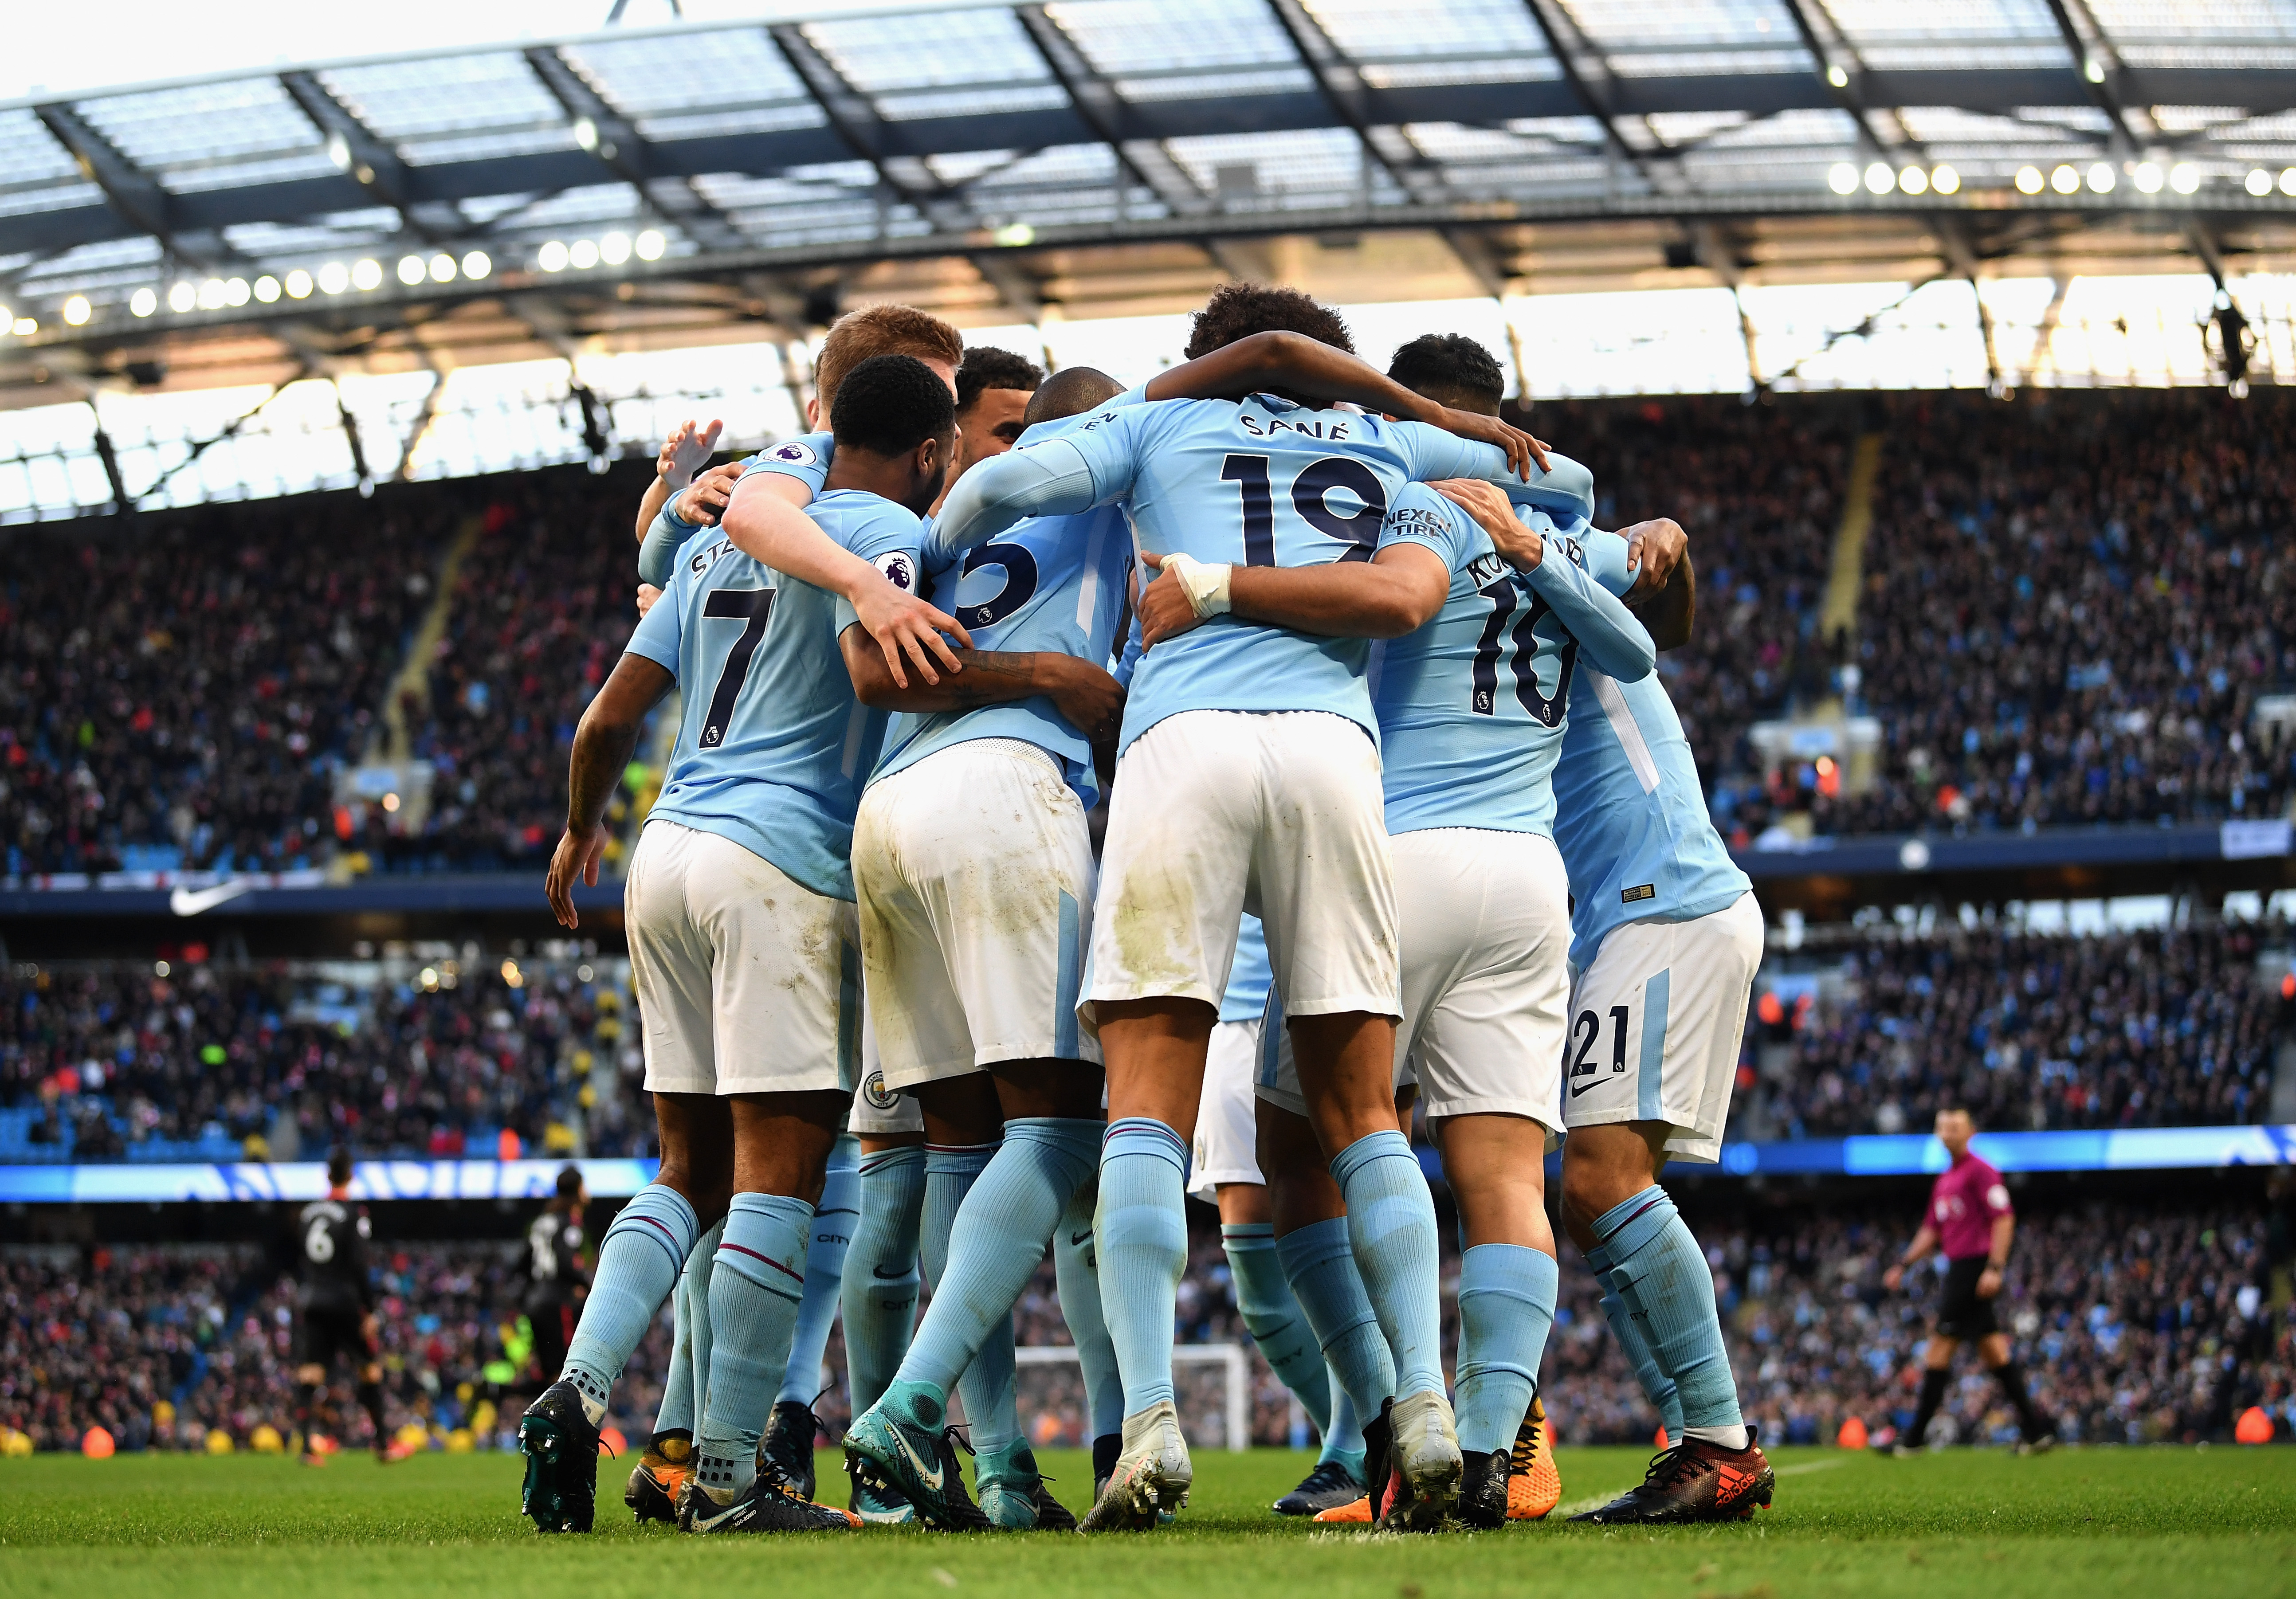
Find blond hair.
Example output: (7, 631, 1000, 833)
(813, 305, 965, 418)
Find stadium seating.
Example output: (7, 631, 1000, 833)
(0, 489, 450, 878)
(1745, 921, 2287, 1138)
(6, 1194, 2284, 1453)
(0, 959, 644, 1162)
(1746, 388, 2295, 838)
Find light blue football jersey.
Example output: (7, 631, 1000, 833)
(624, 487, 921, 901)
(1373, 487, 1653, 837)
(1550, 652, 1754, 972)
(1219, 915, 1274, 1025)
(638, 435, 830, 588)
(735, 417, 1136, 808)
(1046, 395, 1589, 754)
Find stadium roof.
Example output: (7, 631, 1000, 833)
(3, 0, 2294, 405)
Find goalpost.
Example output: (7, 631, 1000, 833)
(1014, 1344, 1253, 1452)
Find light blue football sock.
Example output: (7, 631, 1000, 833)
(1454, 1243, 1558, 1455)
(1221, 1222, 1331, 1438)
(903, 1119, 1098, 1446)
(1276, 1216, 1395, 1424)
(1096, 1117, 1190, 1414)
(1329, 1130, 1446, 1400)
(563, 1183, 697, 1425)
(780, 1135, 858, 1406)
(652, 1245, 698, 1437)
(842, 1146, 925, 1420)
(652, 1218, 722, 1436)
(1054, 1183, 1125, 1442)
(922, 1140, 1020, 1453)
(1593, 1186, 1743, 1442)
(695, 1192, 812, 1500)
(1585, 1239, 1684, 1440)
(1320, 1375, 1366, 1469)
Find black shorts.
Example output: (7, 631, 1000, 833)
(297, 1305, 375, 1372)
(1935, 1255, 2000, 1341)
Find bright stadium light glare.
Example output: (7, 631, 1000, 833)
(168, 281, 197, 313)
(600, 231, 631, 266)
(1899, 166, 1927, 195)
(538, 239, 569, 272)
(2135, 162, 2163, 193)
(2015, 166, 2044, 194)
(568, 238, 600, 269)
(1864, 161, 1892, 194)
(130, 286, 157, 317)
(2247, 168, 2273, 196)
(397, 254, 426, 286)
(2087, 163, 2115, 193)
(2050, 164, 2079, 194)
(326, 133, 351, 170)
(2282, 169, 2296, 196)
(1827, 63, 1847, 87)
(227, 278, 252, 306)
(2170, 163, 2200, 194)
(11, 318, 34, 336)
(63, 295, 91, 326)
(429, 253, 456, 282)
(573, 117, 597, 150)
(254, 275, 280, 303)
(285, 269, 314, 298)
(635, 228, 666, 260)
(1931, 165, 1960, 195)
(461, 251, 491, 279)
(351, 258, 383, 290)
(316, 261, 350, 294)
(197, 278, 227, 309)
(2084, 57, 2105, 83)
(1827, 162, 1858, 195)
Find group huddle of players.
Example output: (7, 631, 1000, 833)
(515, 282, 1776, 1537)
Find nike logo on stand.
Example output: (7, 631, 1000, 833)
(170, 880, 256, 916)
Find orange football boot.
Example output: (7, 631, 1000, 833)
(1505, 1398, 1561, 1520)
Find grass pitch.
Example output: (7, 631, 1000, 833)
(2, 1444, 2290, 1599)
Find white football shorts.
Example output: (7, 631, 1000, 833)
(1087, 709, 1397, 1028)
(626, 819, 860, 1098)
(1560, 890, 1763, 1163)
(1187, 1010, 1277, 1202)
(846, 1007, 923, 1137)
(1389, 827, 1570, 1138)
(855, 738, 1098, 1090)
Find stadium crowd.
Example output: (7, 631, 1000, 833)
(1544, 394, 1849, 796)
(1747, 920, 2288, 1138)
(3, 390, 2288, 882)
(6, 1192, 2287, 1455)
(1789, 388, 2293, 837)
(0, 490, 448, 879)
(0, 959, 643, 1163)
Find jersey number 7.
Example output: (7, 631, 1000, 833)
(700, 587, 776, 748)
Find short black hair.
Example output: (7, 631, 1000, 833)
(556, 1165, 584, 1201)
(956, 345, 1044, 414)
(1387, 333, 1506, 414)
(1183, 282, 1354, 361)
(830, 353, 958, 458)
(1023, 366, 1125, 429)
(326, 1147, 353, 1186)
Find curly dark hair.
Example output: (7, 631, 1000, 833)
(1182, 282, 1354, 361)
(830, 353, 958, 456)
(956, 345, 1045, 414)
(1387, 333, 1506, 412)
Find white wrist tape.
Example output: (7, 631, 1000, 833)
(1161, 552, 1233, 618)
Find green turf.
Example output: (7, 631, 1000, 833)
(2, 1445, 2291, 1599)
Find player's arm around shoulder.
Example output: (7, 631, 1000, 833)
(1136, 539, 1449, 648)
